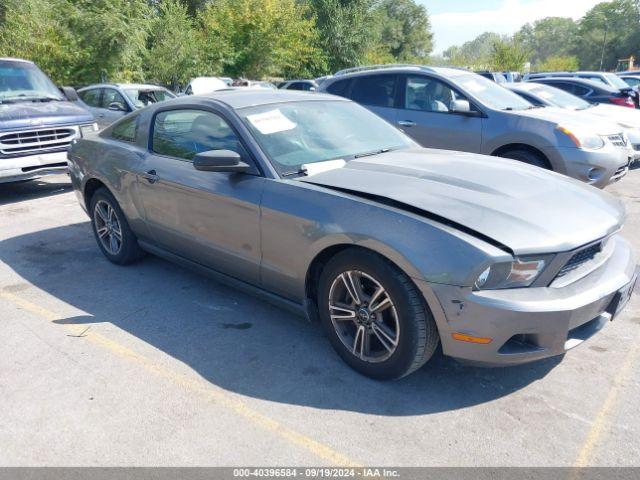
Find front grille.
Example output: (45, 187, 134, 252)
(556, 242, 603, 279)
(0, 127, 78, 156)
(607, 133, 628, 148)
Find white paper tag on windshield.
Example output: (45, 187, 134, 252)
(303, 159, 346, 176)
(246, 109, 296, 135)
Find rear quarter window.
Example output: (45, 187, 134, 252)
(325, 79, 351, 98)
(111, 116, 138, 143)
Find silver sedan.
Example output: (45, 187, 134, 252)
(67, 90, 637, 379)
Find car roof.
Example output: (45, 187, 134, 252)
(0, 57, 34, 64)
(529, 77, 616, 92)
(78, 83, 168, 91)
(330, 64, 470, 79)
(196, 89, 344, 109)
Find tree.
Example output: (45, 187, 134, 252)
(574, 0, 640, 70)
(199, 0, 326, 78)
(0, 0, 81, 84)
(372, 0, 433, 63)
(442, 32, 503, 68)
(146, 0, 203, 88)
(490, 39, 530, 71)
(69, 0, 152, 83)
(538, 55, 579, 72)
(515, 17, 578, 67)
(309, 0, 374, 72)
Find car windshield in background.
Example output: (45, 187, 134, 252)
(528, 84, 591, 110)
(0, 61, 64, 102)
(239, 100, 416, 175)
(603, 73, 631, 89)
(123, 88, 175, 109)
(455, 74, 533, 111)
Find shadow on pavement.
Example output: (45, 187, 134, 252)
(0, 223, 560, 416)
(0, 175, 72, 206)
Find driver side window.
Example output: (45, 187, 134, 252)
(404, 76, 465, 113)
(152, 109, 247, 161)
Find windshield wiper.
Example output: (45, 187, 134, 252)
(281, 167, 308, 178)
(0, 94, 62, 104)
(354, 148, 390, 159)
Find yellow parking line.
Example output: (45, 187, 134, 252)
(0, 289, 361, 467)
(573, 339, 640, 467)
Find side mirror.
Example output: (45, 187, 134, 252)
(193, 150, 250, 173)
(60, 86, 79, 102)
(451, 99, 481, 117)
(108, 102, 127, 112)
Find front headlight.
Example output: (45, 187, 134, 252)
(474, 256, 552, 290)
(557, 125, 604, 150)
(80, 123, 99, 137)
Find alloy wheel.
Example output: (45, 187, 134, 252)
(328, 270, 400, 363)
(93, 199, 123, 256)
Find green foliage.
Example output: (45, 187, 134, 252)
(372, 0, 433, 63)
(146, 0, 203, 88)
(199, 0, 326, 79)
(538, 55, 579, 72)
(490, 39, 530, 71)
(310, 0, 374, 72)
(515, 17, 579, 67)
(442, 32, 503, 68)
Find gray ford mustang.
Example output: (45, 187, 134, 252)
(67, 90, 637, 380)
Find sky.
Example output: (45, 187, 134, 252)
(422, 0, 602, 54)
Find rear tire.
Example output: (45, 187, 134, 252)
(500, 149, 550, 169)
(317, 248, 439, 380)
(89, 188, 144, 265)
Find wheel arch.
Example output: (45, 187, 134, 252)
(491, 143, 553, 170)
(303, 243, 432, 323)
(83, 177, 111, 212)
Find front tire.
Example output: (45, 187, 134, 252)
(318, 248, 439, 380)
(89, 188, 144, 265)
(500, 149, 550, 169)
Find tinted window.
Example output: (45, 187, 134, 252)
(288, 82, 312, 91)
(404, 76, 466, 112)
(111, 116, 138, 143)
(100, 88, 128, 109)
(350, 75, 397, 107)
(152, 109, 244, 161)
(123, 88, 175, 109)
(572, 84, 591, 96)
(79, 89, 101, 107)
(325, 79, 350, 97)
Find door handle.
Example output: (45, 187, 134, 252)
(142, 169, 159, 184)
(397, 120, 416, 127)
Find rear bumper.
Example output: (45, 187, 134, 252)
(0, 150, 69, 183)
(420, 235, 636, 366)
(543, 146, 631, 188)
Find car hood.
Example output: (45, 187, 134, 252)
(300, 148, 625, 255)
(589, 104, 640, 129)
(0, 100, 94, 132)
(510, 106, 622, 135)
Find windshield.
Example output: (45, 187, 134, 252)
(0, 60, 64, 102)
(239, 100, 416, 175)
(454, 73, 533, 110)
(528, 84, 591, 110)
(123, 88, 175, 109)
(603, 73, 631, 89)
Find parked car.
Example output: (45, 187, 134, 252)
(502, 71, 522, 83)
(320, 65, 631, 188)
(527, 71, 638, 107)
(78, 83, 176, 129)
(279, 79, 318, 91)
(528, 77, 636, 109)
(67, 90, 637, 379)
(506, 82, 640, 161)
(475, 71, 507, 83)
(0, 57, 96, 183)
(184, 77, 228, 96)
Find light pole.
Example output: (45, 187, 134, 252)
(599, 19, 608, 71)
